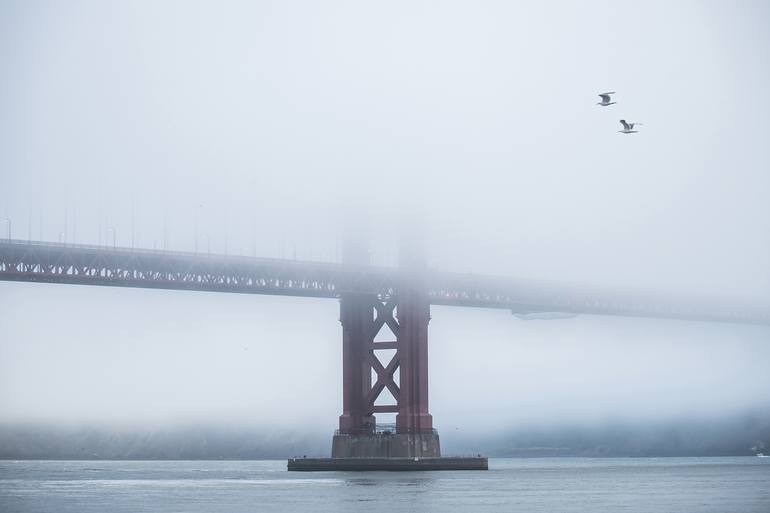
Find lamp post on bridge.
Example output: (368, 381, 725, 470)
(131, 198, 135, 250)
(107, 227, 116, 249)
(3, 218, 10, 242)
(194, 203, 204, 255)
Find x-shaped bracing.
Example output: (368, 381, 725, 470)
(365, 298, 401, 413)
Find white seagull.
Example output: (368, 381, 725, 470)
(597, 92, 616, 106)
(618, 119, 642, 134)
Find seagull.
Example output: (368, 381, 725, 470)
(618, 119, 642, 134)
(597, 92, 616, 106)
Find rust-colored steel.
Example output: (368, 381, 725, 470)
(395, 286, 433, 434)
(394, 235, 433, 435)
(338, 294, 403, 434)
(336, 288, 434, 435)
(338, 293, 377, 434)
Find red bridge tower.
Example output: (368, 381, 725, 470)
(332, 233, 439, 457)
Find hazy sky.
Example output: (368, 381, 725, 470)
(1, 1, 769, 433)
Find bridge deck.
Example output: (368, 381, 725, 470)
(1, 240, 768, 325)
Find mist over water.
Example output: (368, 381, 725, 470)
(1, 0, 769, 458)
(1, 282, 768, 457)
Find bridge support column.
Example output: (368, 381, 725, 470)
(338, 292, 377, 434)
(395, 288, 433, 434)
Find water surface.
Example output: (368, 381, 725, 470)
(1, 457, 768, 512)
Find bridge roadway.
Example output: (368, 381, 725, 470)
(0, 239, 768, 325)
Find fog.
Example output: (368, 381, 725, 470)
(1, 1, 769, 454)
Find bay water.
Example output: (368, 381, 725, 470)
(1, 457, 769, 512)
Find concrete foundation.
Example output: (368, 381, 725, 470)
(288, 429, 486, 472)
(331, 432, 441, 458)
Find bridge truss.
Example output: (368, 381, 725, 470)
(1, 239, 767, 325)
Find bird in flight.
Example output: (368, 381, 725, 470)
(597, 92, 616, 106)
(618, 119, 642, 134)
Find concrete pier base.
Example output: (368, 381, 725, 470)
(288, 429, 487, 471)
(331, 432, 441, 458)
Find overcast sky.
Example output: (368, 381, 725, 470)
(1, 1, 769, 433)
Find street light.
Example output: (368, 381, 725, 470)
(3, 218, 10, 242)
(107, 227, 116, 249)
(131, 198, 135, 250)
(194, 204, 204, 254)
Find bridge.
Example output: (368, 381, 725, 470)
(2, 238, 768, 463)
(1, 240, 766, 323)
